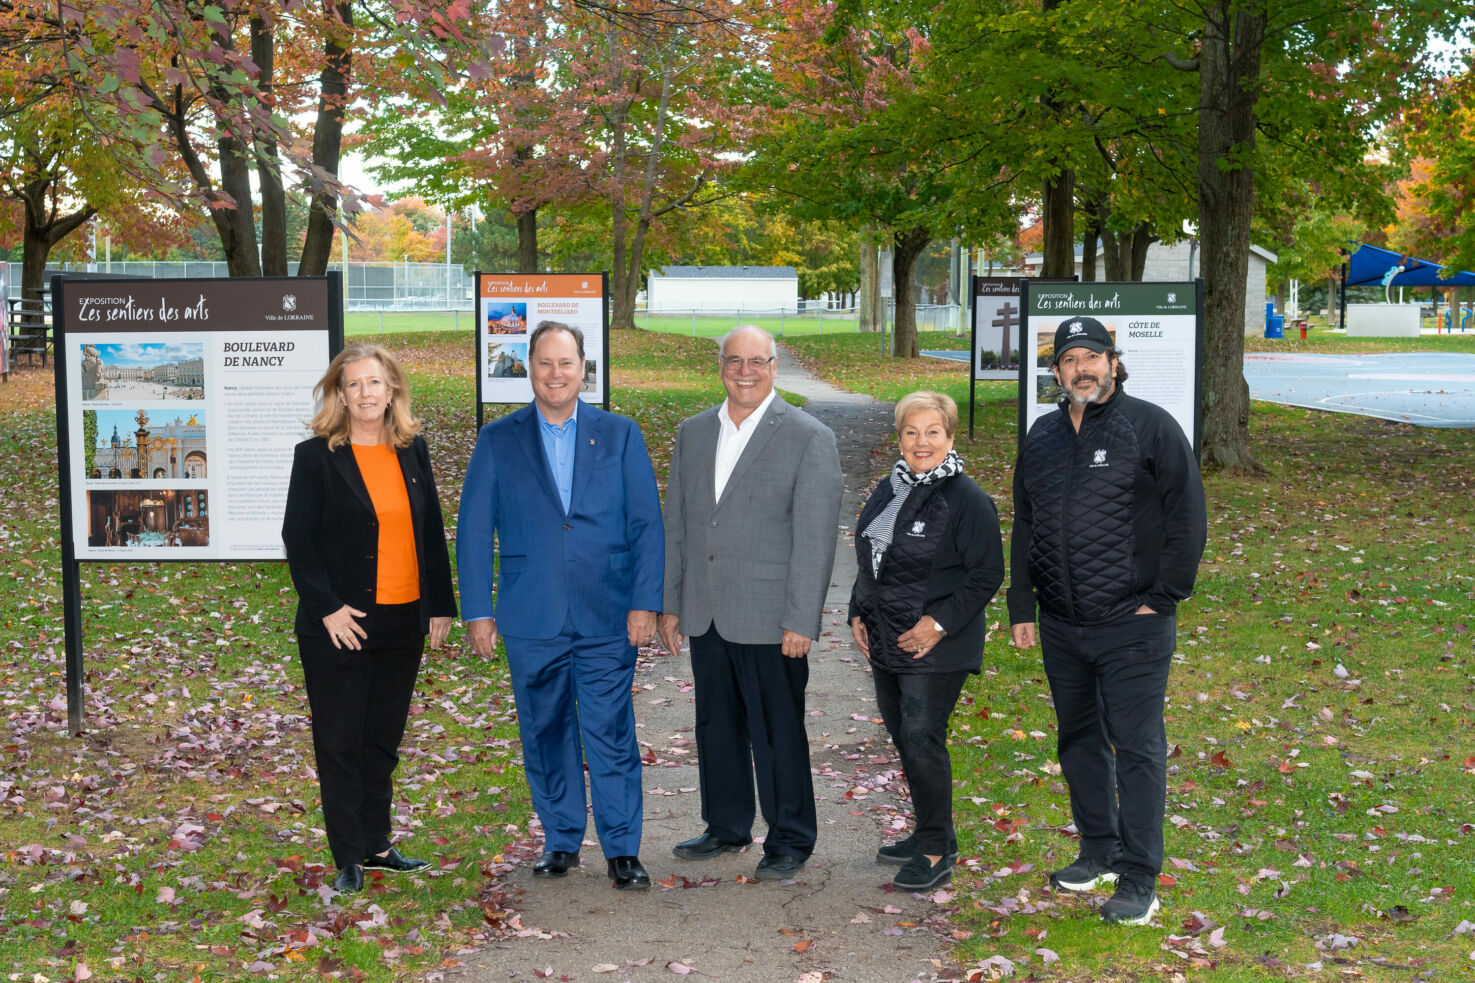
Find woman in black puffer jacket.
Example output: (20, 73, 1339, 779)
(849, 390, 1004, 892)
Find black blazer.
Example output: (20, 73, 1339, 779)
(282, 434, 456, 640)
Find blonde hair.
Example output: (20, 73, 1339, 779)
(309, 343, 421, 450)
(894, 390, 959, 437)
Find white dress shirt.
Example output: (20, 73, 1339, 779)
(713, 389, 778, 501)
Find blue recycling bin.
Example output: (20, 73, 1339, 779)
(1265, 314, 1284, 339)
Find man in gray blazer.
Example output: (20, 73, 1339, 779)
(658, 325, 844, 881)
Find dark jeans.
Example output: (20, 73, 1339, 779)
(690, 628, 815, 861)
(299, 601, 424, 869)
(1040, 613, 1175, 880)
(872, 667, 969, 857)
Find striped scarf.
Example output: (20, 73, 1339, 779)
(861, 450, 963, 576)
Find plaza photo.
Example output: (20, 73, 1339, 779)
(79, 342, 205, 401)
(85, 488, 209, 548)
(82, 408, 208, 479)
(487, 341, 528, 378)
(485, 301, 528, 334)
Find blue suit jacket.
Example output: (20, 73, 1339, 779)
(457, 402, 664, 640)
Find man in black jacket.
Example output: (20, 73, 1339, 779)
(1008, 316, 1206, 927)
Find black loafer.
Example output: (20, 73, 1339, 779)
(363, 847, 430, 873)
(892, 853, 952, 891)
(672, 831, 752, 861)
(876, 835, 959, 866)
(607, 855, 651, 890)
(332, 864, 364, 894)
(754, 854, 805, 881)
(533, 850, 580, 878)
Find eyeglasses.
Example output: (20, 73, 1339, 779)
(719, 355, 775, 372)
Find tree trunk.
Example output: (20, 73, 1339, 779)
(252, 17, 288, 276)
(1129, 222, 1155, 280)
(890, 226, 929, 358)
(1196, 1, 1265, 472)
(858, 232, 878, 331)
(1102, 223, 1125, 280)
(516, 208, 538, 273)
(300, 2, 352, 277)
(18, 176, 93, 342)
(1041, 169, 1075, 279)
(1080, 206, 1101, 282)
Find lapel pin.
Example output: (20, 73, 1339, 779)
(590, 438, 595, 445)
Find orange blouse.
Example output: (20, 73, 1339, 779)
(351, 443, 420, 604)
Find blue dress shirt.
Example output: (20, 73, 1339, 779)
(537, 400, 578, 514)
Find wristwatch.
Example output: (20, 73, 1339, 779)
(929, 618, 946, 636)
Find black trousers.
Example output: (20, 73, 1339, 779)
(690, 628, 816, 860)
(1040, 613, 1175, 880)
(872, 666, 970, 857)
(299, 601, 424, 870)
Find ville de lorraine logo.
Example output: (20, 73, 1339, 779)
(1091, 448, 1108, 467)
(1166, 292, 1177, 304)
(282, 294, 297, 312)
(1068, 321, 1084, 335)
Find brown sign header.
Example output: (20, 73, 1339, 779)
(64, 278, 331, 333)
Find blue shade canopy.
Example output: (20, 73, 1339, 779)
(1345, 243, 1475, 287)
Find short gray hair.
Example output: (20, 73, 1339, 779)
(719, 324, 777, 360)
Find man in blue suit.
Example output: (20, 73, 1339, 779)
(458, 320, 664, 890)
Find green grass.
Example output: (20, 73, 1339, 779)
(5, 328, 1474, 980)
(791, 339, 1475, 981)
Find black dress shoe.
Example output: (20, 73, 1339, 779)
(607, 855, 651, 890)
(333, 864, 364, 893)
(363, 847, 430, 873)
(754, 854, 805, 881)
(533, 850, 580, 878)
(672, 831, 752, 861)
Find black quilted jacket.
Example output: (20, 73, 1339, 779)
(1006, 388, 1206, 627)
(849, 473, 1004, 674)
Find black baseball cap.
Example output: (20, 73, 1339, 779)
(1051, 316, 1113, 364)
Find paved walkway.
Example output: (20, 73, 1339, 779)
(450, 347, 954, 983)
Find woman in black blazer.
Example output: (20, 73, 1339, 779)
(849, 391, 1004, 892)
(282, 342, 456, 894)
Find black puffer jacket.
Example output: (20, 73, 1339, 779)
(1006, 388, 1206, 627)
(849, 472, 1005, 674)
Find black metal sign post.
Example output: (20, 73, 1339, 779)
(53, 273, 344, 735)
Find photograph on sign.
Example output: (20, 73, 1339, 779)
(59, 278, 339, 561)
(486, 301, 528, 334)
(82, 408, 208, 479)
(487, 341, 529, 377)
(971, 277, 1024, 378)
(477, 273, 607, 408)
(1019, 281, 1200, 450)
(86, 489, 209, 548)
(79, 342, 205, 400)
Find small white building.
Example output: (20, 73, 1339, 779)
(1025, 241, 1278, 336)
(645, 266, 800, 313)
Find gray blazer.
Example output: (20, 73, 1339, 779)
(663, 397, 844, 645)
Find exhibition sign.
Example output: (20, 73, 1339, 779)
(1018, 280, 1202, 454)
(971, 275, 1025, 377)
(53, 275, 343, 733)
(475, 271, 609, 425)
(56, 277, 342, 562)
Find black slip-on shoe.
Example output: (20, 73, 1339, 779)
(876, 834, 959, 866)
(753, 854, 806, 881)
(533, 850, 580, 878)
(363, 847, 430, 873)
(607, 855, 651, 890)
(891, 854, 952, 892)
(332, 864, 364, 894)
(672, 831, 752, 861)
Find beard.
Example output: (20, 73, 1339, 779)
(1064, 372, 1112, 406)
